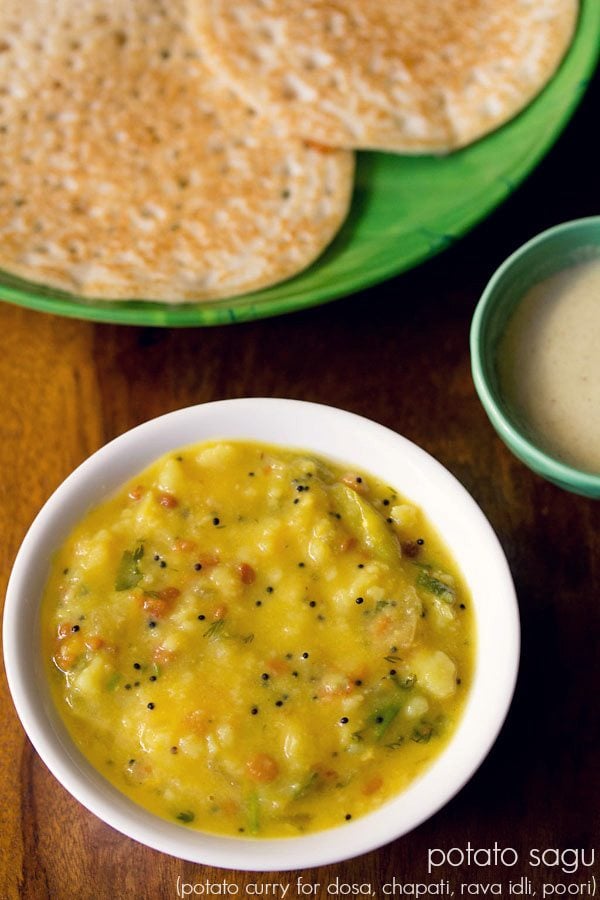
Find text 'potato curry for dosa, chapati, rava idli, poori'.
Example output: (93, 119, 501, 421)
(0, 0, 577, 303)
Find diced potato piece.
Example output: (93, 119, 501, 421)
(156, 458, 184, 495)
(256, 518, 285, 555)
(411, 649, 457, 699)
(295, 457, 319, 477)
(159, 632, 182, 652)
(308, 534, 332, 565)
(340, 694, 363, 712)
(404, 695, 430, 719)
(216, 723, 234, 748)
(313, 517, 335, 542)
(282, 724, 308, 765)
(72, 655, 112, 697)
(266, 485, 286, 507)
(74, 532, 111, 572)
(209, 565, 239, 596)
(195, 443, 238, 467)
(139, 726, 171, 753)
(132, 492, 161, 528)
(212, 642, 235, 663)
(390, 504, 418, 529)
(430, 597, 457, 626)
(180, 734, 205, 759)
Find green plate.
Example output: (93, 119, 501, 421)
(1, 2, 598, 328)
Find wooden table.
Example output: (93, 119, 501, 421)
(1, 71, 598, 900)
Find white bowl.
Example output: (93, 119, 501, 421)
(3, 398, 519, 871)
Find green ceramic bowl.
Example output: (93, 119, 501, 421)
(471, 216, 600, 498)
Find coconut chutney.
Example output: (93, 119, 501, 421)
(498, 257, 600, 473)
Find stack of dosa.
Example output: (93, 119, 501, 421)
(0, 0, 354, 301)
(0, 0, 578, 303)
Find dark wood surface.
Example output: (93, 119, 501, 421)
(0, 70, 598, 900)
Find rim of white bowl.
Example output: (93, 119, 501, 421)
(3, 398, 520, 871)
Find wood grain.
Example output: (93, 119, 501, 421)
(0, 71, 598, 900)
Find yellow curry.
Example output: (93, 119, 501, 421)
(42, 440, 474, 837)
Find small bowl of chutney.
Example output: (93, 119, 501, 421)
(470, 216, 600, 498)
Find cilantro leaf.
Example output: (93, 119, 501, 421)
(115, 542, 144, 591)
